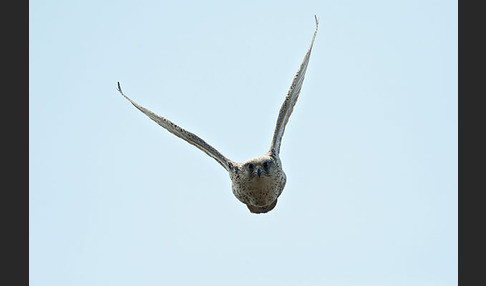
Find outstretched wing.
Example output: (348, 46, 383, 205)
(269, 16, 318, 156)
(117, 82, 235, 171)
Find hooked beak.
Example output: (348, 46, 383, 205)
(256, 168, 263, 177)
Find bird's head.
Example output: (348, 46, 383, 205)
(241, 155, 278, 180)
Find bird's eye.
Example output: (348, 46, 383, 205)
(263, 162, 269, 169)
(248, 163, 254, 170)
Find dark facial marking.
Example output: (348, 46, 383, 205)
(263, 161, 269, 171)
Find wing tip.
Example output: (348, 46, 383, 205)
(117, 81, 123, 94)
(116, 81, 133, 103)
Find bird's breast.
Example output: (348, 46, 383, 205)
(231, 171, 286, 207)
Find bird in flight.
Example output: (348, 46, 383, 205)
(117, 16, 318, 214)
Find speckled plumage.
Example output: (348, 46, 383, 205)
(117, 16, 318, 214)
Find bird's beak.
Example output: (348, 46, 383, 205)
(256, 167, 263, 177)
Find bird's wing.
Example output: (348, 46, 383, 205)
(269, 16, 318, 156)
(117, 82, 235, 171)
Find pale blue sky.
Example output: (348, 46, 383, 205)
(30, 0, 457, 285)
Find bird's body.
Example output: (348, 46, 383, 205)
(230, 154, 286, 213)
(117, 17, 318, 213)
